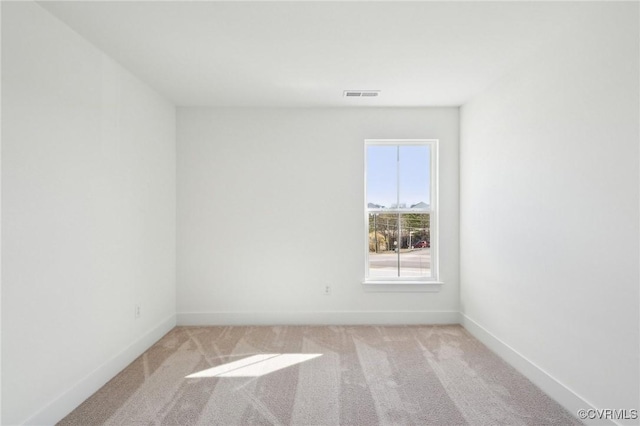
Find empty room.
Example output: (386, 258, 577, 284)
(2, 1, 639, 425)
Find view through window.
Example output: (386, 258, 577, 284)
(365, 140, 437, 281)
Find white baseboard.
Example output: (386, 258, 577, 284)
(459, 313, 616, 426)
(24, 314, 177, 426)
(177, 310, 460, 326)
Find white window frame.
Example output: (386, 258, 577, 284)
(363, 139, 443, 292)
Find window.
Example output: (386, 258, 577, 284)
(364, 139, 439, 289)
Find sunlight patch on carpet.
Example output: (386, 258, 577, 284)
(186, 353, 322, 378)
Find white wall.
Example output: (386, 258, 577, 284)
(2, 3, 176, 424)
(460, 2, 639, 422)
(177, 108, 459, 324)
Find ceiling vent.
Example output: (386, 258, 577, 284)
(343, 90, 380, 98)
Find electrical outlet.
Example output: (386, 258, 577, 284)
(324, 285, 331, 295)
(135, 304, 141, 319)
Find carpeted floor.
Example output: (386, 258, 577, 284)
(59, 325, 580, 425)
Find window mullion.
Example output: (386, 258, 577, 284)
(396, 146, 400, 277)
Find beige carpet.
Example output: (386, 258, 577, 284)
(59, 325, 580, 425)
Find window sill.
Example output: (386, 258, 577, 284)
(362, 281, 444, 293)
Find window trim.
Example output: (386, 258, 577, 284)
(363, 139, 442, 291)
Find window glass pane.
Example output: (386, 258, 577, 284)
(399, 213, 431, 277)
(399, 145, 430, 209)
(366, 145, 397, 210)
(368, 213, 399, 277)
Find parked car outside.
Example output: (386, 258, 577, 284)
(413, 241, 429, 248)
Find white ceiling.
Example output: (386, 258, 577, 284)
(38, 1, 601, 107)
